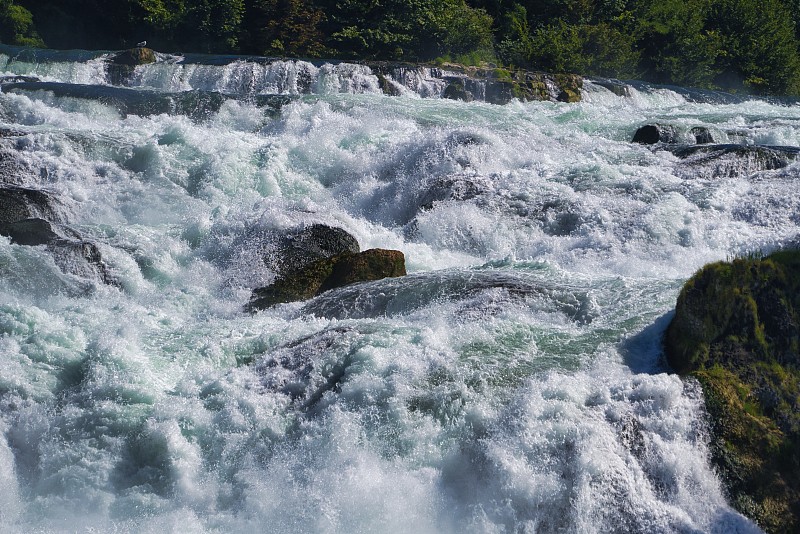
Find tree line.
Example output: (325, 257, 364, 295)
(2, 0, 800, 95)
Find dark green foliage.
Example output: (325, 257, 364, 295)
(137, 0, 245, 52)
(10, 0, 800, 95)
(239, 0, 327, 56)
(665, 249, 800, 532)
(0, 0, 44, 46)
(635, 0, 724, 88)
(528, 21, 639, 78)
(316, 0, 494, 61)
(709, 0, 800, 94)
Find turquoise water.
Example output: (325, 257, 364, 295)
(1, 48, 797, 532)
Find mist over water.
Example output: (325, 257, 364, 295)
(1, 48, 797, 532)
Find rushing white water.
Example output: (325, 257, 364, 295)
(1, 48, 798, 533)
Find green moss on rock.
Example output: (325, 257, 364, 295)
(247, 248, 406, 311)
(665, 249, 800, 533)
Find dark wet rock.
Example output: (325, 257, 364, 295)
(418, 175, 488, 211)
(275, 223, 360, 276)
(0, 128, 27, 138)
(376, 72, 402, 96)
(691, 126, 714, 144)
(210, 222, 360, 282)
(671, 144, 800, 178)
(591, 78, 630, 97)
(110, 47, 157, 67)
(0, 149, 31, 185)
(0, 217, 115, 284)
(0, 185, 63, 224)
(443, 79, 474, 102)
(664, 249, 800, 533)
(411, 64, 582, 104)
(0, 75, 39, 84)
(108, 47, 157, 85)
(632, 124, 679, 144)
(618, 414, 646, 459)
(0, 217, 79, 245)
(318, 249, 406, 292)
(247, 248, 406, 311)
(4, 82, 226, 119)
(49, 238, 115, 284)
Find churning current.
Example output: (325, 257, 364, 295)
(1, 47, 797, 533)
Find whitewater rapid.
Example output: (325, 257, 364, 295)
(1, 46, 798, 533)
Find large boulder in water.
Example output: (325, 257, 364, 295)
(0, 185, 63, 223)
(247, 249, 406, 311)
(0, 217, 115, 284)
(108, 47, 156, 85)
(111, 47, 157, 66)
(671, 144, 800, 179)
(275, 223, 360, 275)
(664, 249, 800, 533)
(632, 124, 679, 144)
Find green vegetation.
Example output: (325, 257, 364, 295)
(665, 249, 800, 532)
(0, 0, 43, 47)
(4, 0, 800, 95)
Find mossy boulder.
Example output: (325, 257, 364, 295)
(111, 47, 157, 66)
(248, 248, 406, 311)
(443, 79, 474, 102)
(665, 249, 800, 532)
(108, 47, 156, 85)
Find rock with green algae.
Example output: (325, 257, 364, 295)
(247, 248, 406, 311)
(665, 249, 800, 533)
(108, 47, 157, 85)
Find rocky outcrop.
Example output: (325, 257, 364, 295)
(691, 126, 714, 144)
(110, 47, 157, 67)
(0, 186, 63, 224)
(247, 248, 406, 311)
(107, 47, 157, 85)
(632, 124, 680, 144)
(0, 185, 115, 284)
(632, 124, 715, 145)
(671, 144, 800, 178)
(408, 63, 582, 104)
(274, 223, 360, 274)
(664, 250, 800, 533)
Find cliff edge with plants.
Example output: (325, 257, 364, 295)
(665, 249, 800, 533)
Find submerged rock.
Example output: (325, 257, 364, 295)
(418, 175, 488, 211)
(664, 249, 800, 533)
(591, 78, 631, 97)
(247, 248, 406, 311)
(691, 126, 715, 144)
(672, 144, 800, 178)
